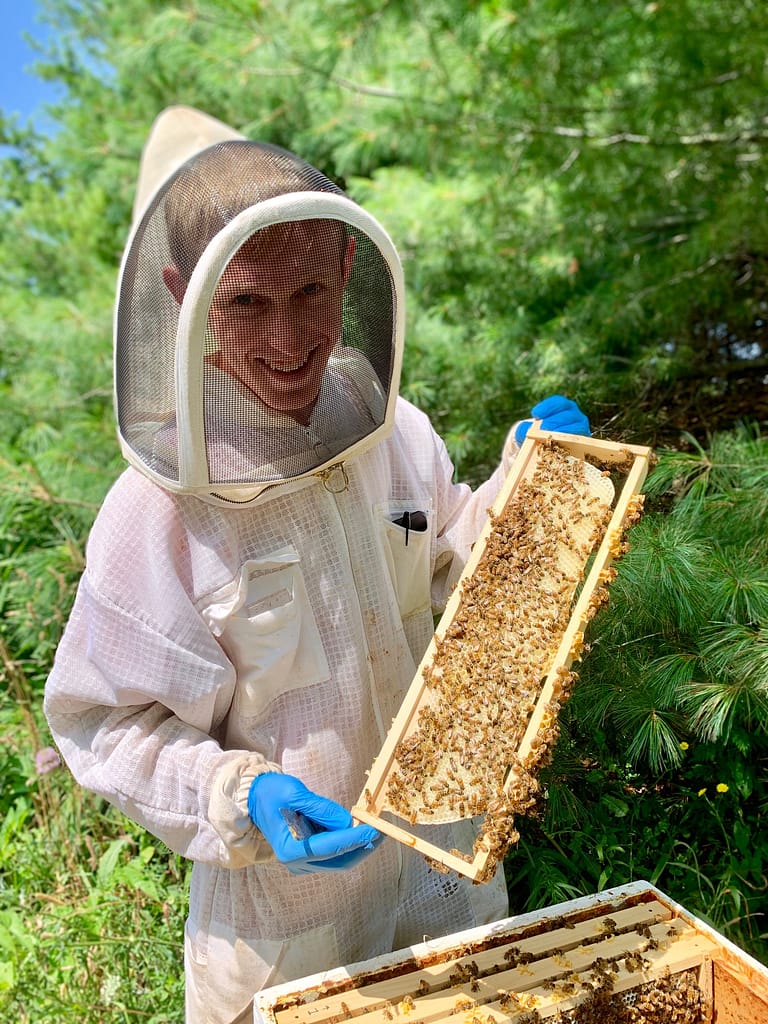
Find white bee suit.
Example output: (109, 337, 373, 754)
(46, 404, 515, 1020)
(44, 108, 515, 1024)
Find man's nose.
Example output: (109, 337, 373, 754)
(263, 306, 307, 355)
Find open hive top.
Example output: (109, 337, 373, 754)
(353, 428, 653, 881)
(254, 883, 768, 1024)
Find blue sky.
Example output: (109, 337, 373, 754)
(0, 3, 62, 128)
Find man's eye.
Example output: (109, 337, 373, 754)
(299, 282, 323, 297)
(233, 293, 254, 306)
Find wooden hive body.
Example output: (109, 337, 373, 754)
(352, 428, 654, 881)
(253, 882, 768, 1024)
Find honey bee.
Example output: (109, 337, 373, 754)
(398, 995, 415, 1015)
(623, 951, 649, 973)
(496, 990, 514, 1011)
(453, 996, 476, 1014)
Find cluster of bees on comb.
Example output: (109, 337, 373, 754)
(382, 440, 643, 878)
(554, 967, 706, 1023)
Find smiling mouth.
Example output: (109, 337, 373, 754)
(260, 358, 308, 374)
(251, 342, 323, 376)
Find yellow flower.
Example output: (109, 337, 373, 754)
(698, 788, 707, 797)
(679, 741, 689, 750)
(716, 783, 729, 794)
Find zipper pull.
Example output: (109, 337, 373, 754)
(318, 463, 349, 494)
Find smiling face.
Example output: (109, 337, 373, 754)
(208, 220, 355, 423)
(165, 219, 355, 424)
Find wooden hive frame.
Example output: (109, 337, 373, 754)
(351, 427, 654, 882)
(253, 882, 768, 1024)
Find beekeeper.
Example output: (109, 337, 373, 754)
(44, 106, 591, 1024)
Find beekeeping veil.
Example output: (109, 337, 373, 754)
(115, 107, 404, 505)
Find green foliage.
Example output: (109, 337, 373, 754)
(508, 724, 768, 964)
(507, 426, 768, 963)
(0, 276, 121, 684)
(574, 424, 768, 762)
(0, 774, 188, 1021)
(4, 0, 766, 464)
(511, 760, 768, 958)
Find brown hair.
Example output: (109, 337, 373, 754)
(162, 141, 347, 280)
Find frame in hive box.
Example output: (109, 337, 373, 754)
(253, 881, 768, 1024)
(351, 428, 654, 882)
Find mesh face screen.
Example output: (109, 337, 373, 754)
(115, 141, 396, 492)
(115, 200, 181, 480)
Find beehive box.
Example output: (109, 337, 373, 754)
(352, 427, 654, 882)
(253, 882, 768, 1024)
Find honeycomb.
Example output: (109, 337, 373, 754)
(380, 441, 624, 875)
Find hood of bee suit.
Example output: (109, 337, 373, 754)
(114, 106, 405, 506)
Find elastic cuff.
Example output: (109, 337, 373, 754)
(208, 755, 282, 867)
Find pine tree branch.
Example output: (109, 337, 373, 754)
(525, 122, 768, 148)
(633, 254, 724, 300)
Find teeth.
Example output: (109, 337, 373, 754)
(263, 359, 304, 372)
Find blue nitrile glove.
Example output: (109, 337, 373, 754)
(247, 772, 383, 875)
(514, 394, 591, 446)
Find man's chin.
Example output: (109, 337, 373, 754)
(256, 384, 322, 421)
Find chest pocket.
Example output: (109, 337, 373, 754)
(200, 548, 330, 719)
(378, 502, 433, 620)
